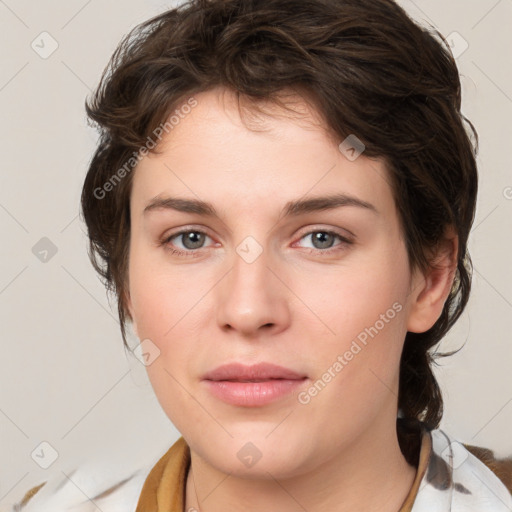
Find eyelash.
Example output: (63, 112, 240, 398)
(160, 227, 353, 258)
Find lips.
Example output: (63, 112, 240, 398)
(202, 362, 306, 382)
(202, 362, 308, 407)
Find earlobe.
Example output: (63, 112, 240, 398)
(406, 229, 458, 334)
(124, 290, 139, 340)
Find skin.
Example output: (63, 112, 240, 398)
(126, 86, 457, 512)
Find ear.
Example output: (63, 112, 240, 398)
(124, 289, 140, 340)
(407, 226, 458, 333)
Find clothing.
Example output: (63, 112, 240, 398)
(5, 427, 512, 511)
(0, 462, 150, 512)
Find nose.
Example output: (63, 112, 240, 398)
(215, 244, 291, 337)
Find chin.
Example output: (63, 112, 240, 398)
(197, 431, 315, 479)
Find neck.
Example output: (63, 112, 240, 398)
(185, 418, 417, 512)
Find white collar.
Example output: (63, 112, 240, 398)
(411, 429, 512, 511)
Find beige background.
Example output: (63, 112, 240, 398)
(1, 0, 511, 504)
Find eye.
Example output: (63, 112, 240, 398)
(161, 229, 214, 256)
(160, 227, 353, 258)
(294, 229, 353, 255)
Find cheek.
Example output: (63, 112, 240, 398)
(300, 250, 411, 391)
(128, 248, 204, 341)
(299, 256, 409, 343)
(128, 252, 211, 388)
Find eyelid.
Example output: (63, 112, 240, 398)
(294, 224, 355, 241)
(162, 226, 217, 248)
(163, 225, 353, 245)
(161, 224, 354, 258)
(163, 222, 355, 239)
(163, 223, 214, 238)
(291, 227, 354, 255)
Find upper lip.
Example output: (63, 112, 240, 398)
(202, 362, 307, 381)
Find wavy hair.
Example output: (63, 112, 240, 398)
(81, 0, 478, 456)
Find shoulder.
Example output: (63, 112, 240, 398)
(463, 440, 512, 493)
(3, 462, 152, 512)
(417, 428, 512, 511)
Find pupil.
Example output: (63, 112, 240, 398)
(183, 232, 204, 249)
(314, 232, 333, 249)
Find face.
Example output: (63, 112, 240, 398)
(126, 86, 428, 478)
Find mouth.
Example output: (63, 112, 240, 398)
(202, 362, 307, 382)
(203, 378, 308, 407)
(202, 363, 308, 407)
(221, 378, 301, 382)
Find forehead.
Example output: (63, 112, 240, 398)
(163, 86, 340, 150)
(130, 86, 395, 219)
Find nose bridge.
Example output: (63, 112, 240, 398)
(215, 237, 289, 335)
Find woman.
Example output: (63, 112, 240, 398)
(9, 0, 512, 510)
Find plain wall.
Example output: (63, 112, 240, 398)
(1, 0, 511, 503)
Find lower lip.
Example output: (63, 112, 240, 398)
(203, 378, 307, 407)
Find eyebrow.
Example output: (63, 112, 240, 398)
(143, 193, 378, 218)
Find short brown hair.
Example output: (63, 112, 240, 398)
(81, 0, 478, 440)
